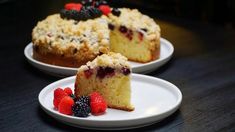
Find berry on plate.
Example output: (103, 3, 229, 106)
(53, 88, 68, 109)
(58, 96, 75, 115)
(72, 101, 91, 117)
(64, 87, 73, 95)
(77, 96, 90, 105)
(90, 92, 107, 115)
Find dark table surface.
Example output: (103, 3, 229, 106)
(1, 1, 235, 132)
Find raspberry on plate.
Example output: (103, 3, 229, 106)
(53, 88, 68, 109)
(90, 92, 107, 115)
(58, 96, 74, 115)
(64, 87, 73, 95)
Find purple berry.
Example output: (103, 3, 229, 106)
(121, 67, 130, 75)
(108, 23, 115, 30)
(119, 26, 127, 33)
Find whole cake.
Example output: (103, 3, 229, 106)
(75, 52, 134, 111)
(32, 1, 160, 67)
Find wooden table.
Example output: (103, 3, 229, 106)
(0, 1, 235, 131)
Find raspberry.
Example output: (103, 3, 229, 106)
(99, 5, 111, 15)
(90, 92, 107, 115)
(64, 87, 73, 95)
(53, 88, 68, 109)
(65, 3, 82, 11)
(72, 101, 91, 117)
(58, 96, 74, 115)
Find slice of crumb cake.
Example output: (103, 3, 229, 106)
(75, 52, 134, 111)
(107, 8, 161, 63)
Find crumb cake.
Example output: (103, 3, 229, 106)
(75, 52, 134, 111)
(32, 1, 161, 67)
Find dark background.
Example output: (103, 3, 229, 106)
(1, 0, 235, 29)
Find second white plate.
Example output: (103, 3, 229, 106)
(24, 38, 174, 76)
(39, 74, 182, 130)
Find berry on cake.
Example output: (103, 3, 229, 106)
(32, 0, 161, 68)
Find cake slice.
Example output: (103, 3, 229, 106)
(74, 52, 134, 111)
(107, 8, 161, 63)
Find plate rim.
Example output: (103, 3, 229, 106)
(38, 74, 182, 129)
(24, 38, 174, 74)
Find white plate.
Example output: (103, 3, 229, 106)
(38, 74, 182, 130)
(25, 38, 174, 76)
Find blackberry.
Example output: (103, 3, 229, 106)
(94, 1, 100, 8)
(78, 9, 89, 21)
(88, 7, 102, 18)
(72, 101, 91, 117)
(101, 0, 108, 5)
(60, 9, 69, 19)
(81, 0, 93, 6)
(69, 10, 80, 20)
(94, 0, 108, 8)
(77, 96, 90, 105)
(112, 8, 121, 17)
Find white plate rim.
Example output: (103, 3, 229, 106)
(24, 38, 174, 75)
(38, 74, 182, 130)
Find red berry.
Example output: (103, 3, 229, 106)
(99, 5, 111, 15)
(90, 92, 107, 115)
(53, 88, 68, 109)
(65, 3, 82, 11)
(64, 87, 73, 95)
(58, 96, 74, 115)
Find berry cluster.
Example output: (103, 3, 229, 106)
(60, 1, 122, 21)
(53, 87, 107, 117)
(60, 0, 120, 21)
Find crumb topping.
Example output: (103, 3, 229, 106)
(78, 52, 130, 72)
(32, 14, 109, 55)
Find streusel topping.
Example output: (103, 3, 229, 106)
(78, 52, 130, 72)
(32, 14, 109, 55)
